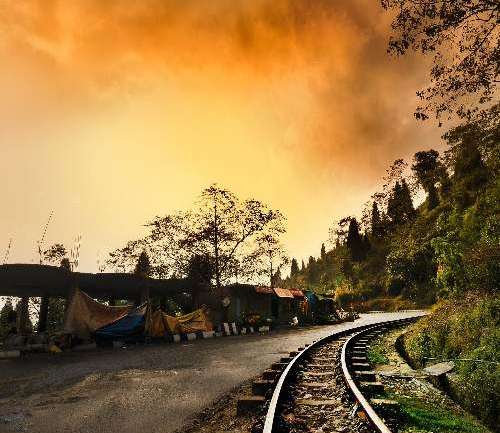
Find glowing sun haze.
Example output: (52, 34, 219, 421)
(0, 0, 442, 272)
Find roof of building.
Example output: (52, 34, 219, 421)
(273, 287, 294, 298)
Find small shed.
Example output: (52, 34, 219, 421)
(224, 285, 308, 325)
(225, 284, 274, 324)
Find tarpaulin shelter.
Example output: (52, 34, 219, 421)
(148, 306, 213, 337)
(95, 304, 148, 341)
(63, 288, 132, 339)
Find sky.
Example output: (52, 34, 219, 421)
(0, 0, 445, 273)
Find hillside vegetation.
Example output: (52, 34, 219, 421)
(403, 294, 499, 429)
(283, 104, 499, 310)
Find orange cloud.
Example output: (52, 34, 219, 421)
(0, 1, 442, 270)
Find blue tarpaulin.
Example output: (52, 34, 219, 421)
(95, 304, 147, 341)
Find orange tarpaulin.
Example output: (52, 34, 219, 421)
(64, 289, 132, 339)
(148, 306, 213, 337)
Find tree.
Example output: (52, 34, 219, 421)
(186, 254, 213, 307)
(320, 243, 326, 260)
(272, 268, 283, 288)
(444, 102, 499, 175)
(43, 243, 67, 265)
(0, 299, 14, 338)
(383, 0, 499, 121)
(412, 150, 447, 209)
(290, 258, 299, 278)
(387, 180, 415, 226)
(107, 239, 150, 274)
(250, 233, 289, 287)
(371, 202, 383, 237)
(109, 184, 286, 292)
(134, 250, 151, 277)
(346, 218, 365, 262)
(412, 150, 441, 187)
(333, 217, 352, 245)
(307, 256, 319, 284)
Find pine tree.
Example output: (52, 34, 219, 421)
(0, 299, 14, 337)
(301, 259, 305, 272)
(387, 180, 415, 226)
(346, 218, 365, 262)
(272, 268, 283, 287)
(320, 243, 326, 260)
(134, 250, 151, 277)
(307, 256, 318, 284)
(290, 258, 299, 277)
(400, 180, 415, 219)
(371, 202, 383, 237)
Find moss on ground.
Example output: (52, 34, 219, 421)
(393, 395, 491, 433)
(367, 342, 389, 365)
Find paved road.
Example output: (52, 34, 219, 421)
(0, 311, 424, 433)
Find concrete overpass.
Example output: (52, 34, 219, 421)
(0, 264, 189, 333)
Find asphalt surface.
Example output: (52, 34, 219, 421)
(0, 311, 424, 433)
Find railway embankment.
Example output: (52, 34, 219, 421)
(392, 294, 499, 432)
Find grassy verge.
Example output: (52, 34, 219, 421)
(393, 395, 490, 433)
(402, 293, 499, 430)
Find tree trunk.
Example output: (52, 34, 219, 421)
(269, 252, 273, 288)
(214, 200, 221, 293)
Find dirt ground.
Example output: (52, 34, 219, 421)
(178, 380, 263, 433)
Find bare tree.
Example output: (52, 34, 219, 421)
(107, 184, 287, 292)
(246, 233, 289, 287)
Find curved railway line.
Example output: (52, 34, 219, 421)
(262, 317, 420, 433)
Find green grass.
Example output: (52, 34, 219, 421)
(367, 344, 389, 364)
(395, 397, 490, 433)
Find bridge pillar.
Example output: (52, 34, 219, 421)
(37, 296, 49, 332)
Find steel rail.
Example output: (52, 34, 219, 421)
(341, 326, 393, 433)
(262, 316, 420, 433)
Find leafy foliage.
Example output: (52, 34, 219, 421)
(382, 0, 499, 121)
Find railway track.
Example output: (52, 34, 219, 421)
(262, 317, 419, 433)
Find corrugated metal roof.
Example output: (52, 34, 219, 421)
(273, 287, 294, 298)
(288, 288, 304, 297)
